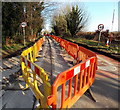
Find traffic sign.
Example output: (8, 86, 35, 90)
(21, 22, 27, 28)
(98, 24, 104, 31)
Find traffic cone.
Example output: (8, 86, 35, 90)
(106, 39, 109, 47)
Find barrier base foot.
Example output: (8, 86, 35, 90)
(85, 88, 96, 102)
(32, 95, 41, 110)
(32, 95, 37, 110)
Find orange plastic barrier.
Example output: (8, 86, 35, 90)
(47, 57, 97, 108)
(60, 39, 66, 48)
(52, 35, 62, 43)
(21, 34, 97, 109)
(48, 35, 96, 62)
(45, 34, 97, 109)
(36, 37, 44, 52)
(77, 46, 96, 62)
(50, 35, 79, 60)
(67, 42, 79, 60)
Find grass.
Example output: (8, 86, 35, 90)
(2, 35, 42, 58)
(65, 37, 120, 55)
(2, 35, 119, 58)
(2, 43, 24, 58)
(3, 44, 23, 52)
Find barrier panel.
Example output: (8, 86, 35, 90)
(47, 35, 97, 109)
(20, 35, 97, 109)
(60, 39, 69, 52)
(36, 37, 44, 52)
(47, 57, 97, 108)
(67, 42, 79, 60)
(21, 46, 34, 62)
(77, 46, 96, 62)
(60, 39, 66, 49)
(21, 37, 45, 62)
(21, 56, 51, 108)
(20, 37, 51, 108)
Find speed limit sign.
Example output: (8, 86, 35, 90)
(98, 24, 104, 31)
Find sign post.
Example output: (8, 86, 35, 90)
(98, 24, 104, 46)
(21, 22, 27, 46)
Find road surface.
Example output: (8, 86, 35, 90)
(1, 36, 119, 109)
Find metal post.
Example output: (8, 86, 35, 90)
(23, 27, 26, 46)
(98, 31, 101, 46)
(97, 24, 104, 46)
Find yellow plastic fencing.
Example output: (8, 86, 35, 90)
(20, 35, 97, 109)
(20, 37, 51, 108)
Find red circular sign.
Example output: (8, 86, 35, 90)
(21, 22, 27, 28)
(98, 24, 104, 31)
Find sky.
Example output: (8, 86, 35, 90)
(43, 0, 119, 32)
(84, 1, 118, 32)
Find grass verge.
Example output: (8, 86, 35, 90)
(64, 37, 120, 61)
(65, 37, 120, 54)
(2, 36, 42, 58)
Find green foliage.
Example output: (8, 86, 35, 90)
(52, 14, 67, 36)
(25, 2, 44, 36)
(52, 5, 88, 37)
(66, 37, 120, 54)
(14, 34, 24, 44)
(3, 43, 23, 52)
(2, 36, 6, 44)
(2, 2, 24, 39)
(65, 5, 87, 37)
(2, 2, 44, 44)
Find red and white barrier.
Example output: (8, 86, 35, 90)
(22, 57, 40, 76)
(65, 57, 94, 80)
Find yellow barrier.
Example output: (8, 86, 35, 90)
(20, 35, 97, 109)
(20, 37, 51, 108)
(21, 37, 45, 62)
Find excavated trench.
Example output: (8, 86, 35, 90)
(1, 36, 119, 109)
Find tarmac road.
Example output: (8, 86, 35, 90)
(1, 36, 119, 109)
(1, 56, 34, 109)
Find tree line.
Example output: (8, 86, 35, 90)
(2, 2, 44, 45)
(51, 5, 88, 38)
(2, 2, 88, 45)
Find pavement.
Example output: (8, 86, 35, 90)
(1, 36, 119, 109)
